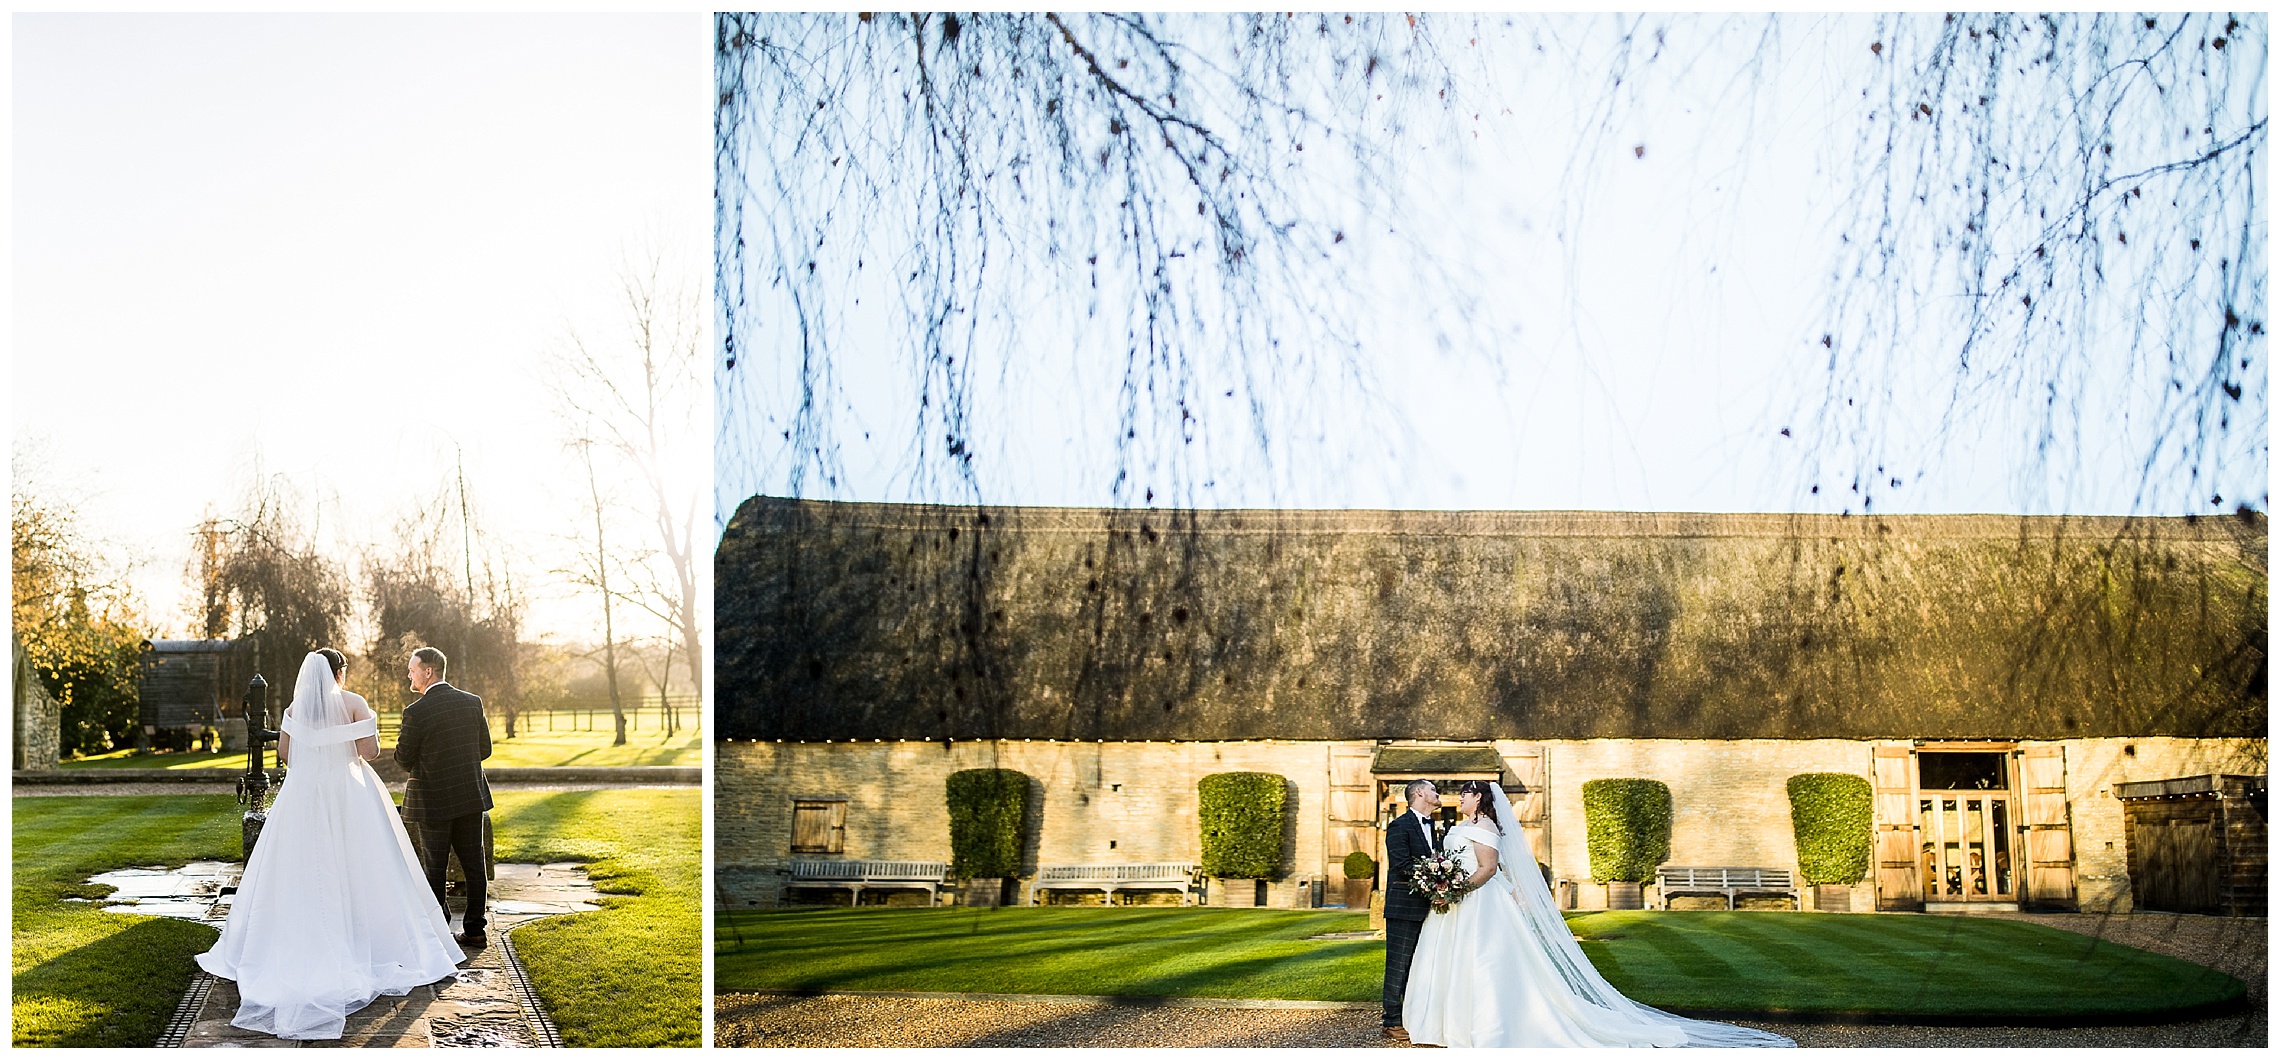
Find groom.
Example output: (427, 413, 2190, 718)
(1382, 778, 1441, 1042)
(395, 646, 494, 949)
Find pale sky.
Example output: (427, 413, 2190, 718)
(716, 13, 2267, 526)
(14, 13, 711, 643)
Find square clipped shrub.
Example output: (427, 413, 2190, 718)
(1787, 772, 1874, 885)
(946, 768, 1029, 878)
(1198, 771, 1287, 879)
(1582, 778, 1672, 883)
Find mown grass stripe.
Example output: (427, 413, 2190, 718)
(717, 906, 2247, 1019)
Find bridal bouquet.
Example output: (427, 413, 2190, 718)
(1409, 852, 1470, 912)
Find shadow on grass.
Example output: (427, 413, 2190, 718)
(717, 908, 1378, 1000)
(13, 913, 219, 1048)
(720, 907, 2252, 1022)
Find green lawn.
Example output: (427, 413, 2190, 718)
(13, 790, 700, 1048)
(59, 724, 699, 771)
(719, 908, 1386, 1002)
(12, 795, 243, 1048)
(490, 789, 701, 1048)
(714, 907, 2248, 1020)
(1572, 910, 2246, 1019)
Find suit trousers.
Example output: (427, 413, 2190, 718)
(1383, 914, 1426, 1027)
(417, 812, 487, 936)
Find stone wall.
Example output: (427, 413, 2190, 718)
(2055, 736, 2266, 913)
(717, 734, 2266, 912)
(1530, 738, 1875, 910)
(716, 738, 1353, 907)
(13, 638, 60, 771)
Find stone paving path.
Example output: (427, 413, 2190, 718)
(103, 862, 601, 1048)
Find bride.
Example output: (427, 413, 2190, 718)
(1404, 780, 1794, 1047)
(196, 650, 466, 1040)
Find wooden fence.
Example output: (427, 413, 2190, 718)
(375, 694, 701, 741)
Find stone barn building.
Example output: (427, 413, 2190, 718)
(716, 497, 2266, 915)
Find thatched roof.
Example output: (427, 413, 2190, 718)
(717, 497, 2267, 742)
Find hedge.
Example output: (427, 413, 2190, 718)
(1198, 772, 1288, 878)
(1787, 772, 1874, 885)
(1342, 851, 1376, 880)
(1582, 778, 1672, 882)
(946, 768, 1030, 878)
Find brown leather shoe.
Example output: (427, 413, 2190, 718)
(1381, 1026, 1410, 1042)
(455, 932, 489, 949)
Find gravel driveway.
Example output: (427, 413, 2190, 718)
(714, 992, 2260, 1048)
(717, 911, 2265, 1048)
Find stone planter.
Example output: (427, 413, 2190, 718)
(1211, 877, 1265, 907)
(959, 877, 1015, 907)
(1606, 881, 1644, 910)
(1343, 877, 1374, 910)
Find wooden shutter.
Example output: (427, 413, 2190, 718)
(2019, 746, 2076, 909)
(1327, 747, 1377, 870)
(1872, 744, 1921, 910)
(791, 800, 847, 854)
(1503, 745, 1551, 868)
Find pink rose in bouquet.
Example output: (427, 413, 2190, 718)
(1409, 851, 1470, 912)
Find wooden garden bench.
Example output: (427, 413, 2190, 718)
(788, 858, 949, 904)
(1654, 866, 1800, 910)
(1030, 863, 1200, 904)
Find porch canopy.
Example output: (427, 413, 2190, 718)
(1370, 743, 1505, 781)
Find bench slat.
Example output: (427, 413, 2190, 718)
(790, 859, 948, 883)
(1037, 863, 1196, 884)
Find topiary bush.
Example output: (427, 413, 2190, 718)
(1787, 772, 1874, 885)
(946, 768, 1030, 878)
(1582, 778, 1672, 882)
(1342, 851, 1376, 880)
(1198, 772, 1288, 878)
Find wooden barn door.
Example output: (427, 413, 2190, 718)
(1872, 744, 1922, 910)
(2019, 745, 2078, 910)
(1503, 745, 1552, 871)
(1327, 746, 1379, 882)
(2133, 814, 2221, 913)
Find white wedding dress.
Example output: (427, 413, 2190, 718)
(1404, 786, 1794, 1048)
(195, 653, 465, 1040)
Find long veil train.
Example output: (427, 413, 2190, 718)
(1485, 781, 1795, 1047)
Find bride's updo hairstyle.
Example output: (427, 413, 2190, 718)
(1460, 780, 1501, 831)
(316, 648, 347, 677)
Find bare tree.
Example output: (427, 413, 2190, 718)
(193, 474, 353, 709)
(1808, 12, 2266, 517)
(558, 436, 631, 746)
(547, 248, 707, 707)
(365, 480, 525, 736)
(717, 13, 2264, 517)
(717, 12, 1475, 512)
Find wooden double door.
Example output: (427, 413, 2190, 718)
(1874, 742, 2076, 910)
(1916, 791, 2015, 901)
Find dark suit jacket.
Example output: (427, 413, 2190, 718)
(393, 681, 493, 822)
(1383, 810, 1440, 922)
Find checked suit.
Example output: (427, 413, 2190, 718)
(1382, 807, 1442, 1030)
(393, 680, 494, 937)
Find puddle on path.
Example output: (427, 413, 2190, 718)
(73, 862, 241, 920)
(75, 861, 601, 922)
